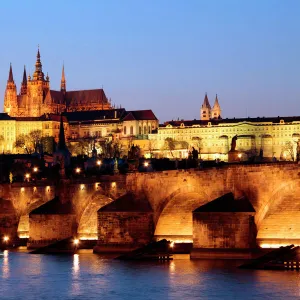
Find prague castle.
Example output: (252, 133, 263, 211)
(4, 48, 112, 117)
(2, 49, 300, 162)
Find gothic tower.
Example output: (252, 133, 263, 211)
(211, 94, 221, 119)
(4, 64, 17, 115)
(26, 47, 50, 117)
(60, 64, 66, 92)
(200, 93, 211, 121)
(20, 66, 27, 95)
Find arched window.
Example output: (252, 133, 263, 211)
(139, 126, 142, 135)
(148, 126, 151, 133)
(130, 126, 133, 135)
(124, 126, 127, 135)
(144, 126, 147, 134)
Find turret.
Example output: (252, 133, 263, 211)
(200, 93, 211, 121)
(60, 64, 66, 92)
(211, 94, 221, 119)
(4, 63, 17, 115)
(32, 47, 45, 81)
(20, 66, 27, 95)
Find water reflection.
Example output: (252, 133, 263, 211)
(2, 250, 9, 278)
(72, 254, 80, 295)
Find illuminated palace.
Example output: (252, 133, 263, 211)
(149, 94, 300, 161)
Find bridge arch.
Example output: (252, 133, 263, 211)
(256, 179, 300, 246)
(154, 185, 213, 242)
(77, 192, 113, 240)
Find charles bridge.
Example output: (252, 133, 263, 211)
(1, 162, 300, 254)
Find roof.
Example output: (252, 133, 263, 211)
(122, 110, 158, 121)
(48, 90, 65, 104)
(202, 94, 211, 109)
(99, 192, 153, 212)
(193, 193, 255, 213)
(63, 109, 126, 122)
(65, 89, 108, 107)
(30, 197, 74, 215)
(163, 116, 300, 127)
(0, 113, 14, 121)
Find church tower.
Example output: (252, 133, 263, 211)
(211, 94, 221, 119)
(60, 64, 66, 92)
(26, 47, 50, 117)
(20, 66, 27, 95)
(200, 93, 211, 121)
(4, 64, 17, 115)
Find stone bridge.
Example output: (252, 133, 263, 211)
(1, 163, 300, 247)
(127, 162, 300, 247)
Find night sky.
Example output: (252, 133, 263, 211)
(0, 0, 299, 122)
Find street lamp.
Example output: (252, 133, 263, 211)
(75, 168, 81, 174)
(33, 167, 38, 172)
(97, 160, 102, 166)
(238, 153, 242, 159)
(25, 173, 30, 181)
(3, 236, 9, 243)
(144, 162, 149, 167)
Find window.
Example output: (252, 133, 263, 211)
(144, 126, 147, 134)
(124, 126, 127, 135)
(139, 126, 142, 135)
(130, 126, 133, 135)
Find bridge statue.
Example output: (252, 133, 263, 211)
(230, 135, 238, 152)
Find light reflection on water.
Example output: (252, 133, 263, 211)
(0, 252, 300, 299)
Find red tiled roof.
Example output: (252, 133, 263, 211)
(122, 110, 157, 121)
(66, 89, 108, 106)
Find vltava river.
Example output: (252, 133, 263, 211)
(1, 251, 299, 299)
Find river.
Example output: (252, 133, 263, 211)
(0, 251, 299, 299)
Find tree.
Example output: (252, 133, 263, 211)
(0, 135, 4, 153)
(148, 139, 156, 158)
(192, 137, 203, 156)
(163, 137, 176, 158)
(283, 141, 295, 161)
(28, 130, 42, 153)
(14, 134, 30, 154)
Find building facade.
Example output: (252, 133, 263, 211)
(4, 48, 112, 117)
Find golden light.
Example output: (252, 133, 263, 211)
(144, 162, 149, 167)
(25, 173, 30, 179)
(111, 182, 116, 188)
(33, 167, 38, 172)
(3, 236, 9, 242)
(73, 239, 79, 246)
(170, 241, 175, 248)
(97, 160, 102, 166)
(80, 184, 85, 190)
(20, 187, 25, 192)
(75, 168, 81, 174)
(238, 153, 242, 158)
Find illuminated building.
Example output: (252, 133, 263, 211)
(4, 48, 112, 117)
(148, 95, 300, 161)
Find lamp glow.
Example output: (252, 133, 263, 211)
(75, 168, 81, 174)
(33, 167, 38, 172)
(3, 236, 9, 242)
(74, 239, 79, 246)
(144, 162, 149, 167)
(97, 160, 102, 166)
(25, 173, 30, 179)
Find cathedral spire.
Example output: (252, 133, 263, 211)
(58, 114, 67, 150)
(60, 64, 66, 92)
(20, 66, 27, 95)
(33, 46, 44, 81)
(211, 94, 222, 119)
(200, 93, 211, 121)
(22, 66, 27, 85)
(8, 63, 14, 83)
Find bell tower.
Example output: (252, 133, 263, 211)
(4, 63, 17, 116)
(211, 94, 221, 119)
(27, 47, 50, 116)
(200, 93, 211, 121)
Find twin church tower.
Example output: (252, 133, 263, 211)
(4, 48, 112, 117)
(200, 93, 221, 120)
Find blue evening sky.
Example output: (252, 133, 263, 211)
(0, 0, 299, 122)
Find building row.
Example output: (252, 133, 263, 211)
(2, 48, 300, 161)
